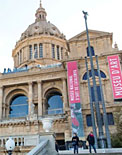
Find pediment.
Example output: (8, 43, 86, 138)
(69, 29, 112, 42)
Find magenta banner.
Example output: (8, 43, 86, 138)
(67, 61, 84, 137)
(67, 61, 80, 104)
(107, 55, 122, 99)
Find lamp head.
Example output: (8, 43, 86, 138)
(5, 137, 15, 151)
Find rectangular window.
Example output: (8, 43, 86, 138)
(34, 44, 38, 58)
(87, 46, 95, 57)
(86, 114, 92, 127)
(20, 50, 22, 64)
(39, 43, 43, 58)
(61, 47, 63, 59)
(86, 114, 104, 127)
(107, 113, 114, 125)
(91, 86, 101, 102)
(57, 46, 60, 60)
(18, 53, 20, 65)
(52, 44, 55, 58)
(29, 45, 32, 59)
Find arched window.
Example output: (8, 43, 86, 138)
(87, 46, 95, 56)
(82, 70, 106, 80)
(10, 95, 28, 118)
(45, 90, 63, 115)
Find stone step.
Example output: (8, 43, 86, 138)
(58, 148, 122, 155)
(59, 154, 122, 155)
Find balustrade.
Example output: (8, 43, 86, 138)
(0, 136, 25, 147)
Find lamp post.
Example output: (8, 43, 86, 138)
(5, 137, 15, 155)
(82, 11, 105, 148)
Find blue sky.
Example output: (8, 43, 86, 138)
(0, 0, 122, 72)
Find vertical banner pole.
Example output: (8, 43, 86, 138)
(96, 55, 111, 148)
(85, 57, 98, 148)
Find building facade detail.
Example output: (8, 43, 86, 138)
(0, 1, 121, 152)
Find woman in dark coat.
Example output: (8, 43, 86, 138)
(87, 131, 97, 153)
(72, 133, 79, 154)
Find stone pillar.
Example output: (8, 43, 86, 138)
(0, 87, 3, 119)
(65, 130, 71, 143)
(43, 98, 46, 115)
(38, 44, 40, 58)
(37, 81, 43, 116)
(28, 82, 33, 115)
(62, 78, 68, 110)
(2, 104, 5, 118)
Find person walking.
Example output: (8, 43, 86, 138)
(72, 133, 79, 154)
(55, 141, 59, 153)
(87, 131, 97, 153)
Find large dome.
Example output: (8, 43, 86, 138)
(20, 2, 65, 41)
(20, 21, 65, 40)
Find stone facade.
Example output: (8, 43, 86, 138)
(0, 1, 122, 152)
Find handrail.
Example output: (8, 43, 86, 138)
(27, 139, 49, 155)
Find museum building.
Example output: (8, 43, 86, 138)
(0, 1, 121, 152)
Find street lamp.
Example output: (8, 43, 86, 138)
(5, 137, 15, 155)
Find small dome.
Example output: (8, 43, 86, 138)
(20, 1, 65, 41)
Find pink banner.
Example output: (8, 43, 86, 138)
(67, 61, 80, 103)
(107, 55, 122, 99)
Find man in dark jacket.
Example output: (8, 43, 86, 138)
(87, 131, 97, 153)
(72, 133, 79, 154)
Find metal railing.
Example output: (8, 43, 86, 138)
(46, 108, 63, 115)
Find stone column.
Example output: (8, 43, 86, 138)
(28, 82, 33, 115)
(37, 81, 43, 116)
(62, 78, 68, 110)
(65, 130, 71, 141)
(2, 104, 5, 118)
(43, 98, 46, 115)
(0, 87, 3, 119)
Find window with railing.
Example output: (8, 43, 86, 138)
(9, 95, 28, 118)
(39, 43, 43, 58)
